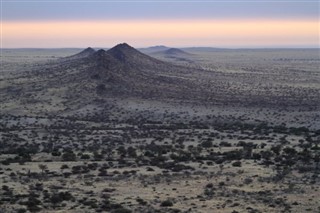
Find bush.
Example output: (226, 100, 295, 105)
(2, 185, 9, 191)
(201, 140, 213, 148)
(111, 208, 132, 213)
(80, 154, 90, 160)
(60, 164, 69, 170)
(136, 197, 147, 205)
(50, 194, 63, 204)
(16, 208, 27, 213)
(243, 178, 253, 184)
(206, 183, 213, 188)
(51, 151, 61, 156)
(26, 195, 41, 212)
(160, 199, 173, 207)
(232, 161, 242, 167)
(61, 151, 76, 161)
(204, 187, 215, 198)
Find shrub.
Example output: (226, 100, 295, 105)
(136, 197, 147, 205)
(51, 151, 61, 156)
(204, 187, 215, 198)
(2, 185, 9, 191)
(50, 194, 63, 205)
(232, 161, 242, 167)
(201, 140, 213, 148)
(16, 208, 27, 213)
(111, 208, 132, 213)
(61, 151, 76, 161)
(243, 178, 253, 184)
(60, 164, 69, 170)
(80, 154, 90, 160)
(206, 183, 214, 188)
(26, 195, 41, 212)
(160, 199, 173, 207)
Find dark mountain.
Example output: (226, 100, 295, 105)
(34, 43, 208, 104)
(107, 43, 140, 61)
(106, 43, 162, 66)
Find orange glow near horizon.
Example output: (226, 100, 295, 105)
(2, 19, 319, 48)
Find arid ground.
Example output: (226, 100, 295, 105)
(0, 45, 319, 213)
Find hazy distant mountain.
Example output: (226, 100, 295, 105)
(63, 47, 96, 60)
(156, 48, 192, 56)
(182, 47, 229, 52)
(139, 45, 170, 54)
(149, 47, 194, 64)
(140, 46, 227, 54)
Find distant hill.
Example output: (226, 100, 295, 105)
(139, 45, 170, 54)
(149, 48, 194, 63)
(64, 47, 96, 60)
(182, 47, 229, 52)
(157, 48, 192, 56)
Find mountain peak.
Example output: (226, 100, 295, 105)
(113, 43, 133, 49)
(63, 47, 96, 60)
(78, 47, 96, 55)
(83, 47, 95, 53)
(108, 43, 136, 54)
(93, 49, 108, 57)
(95, 49, 106, 54)
(107, 43, 142, 62)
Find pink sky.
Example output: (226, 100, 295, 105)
(2, 19, 319, 48)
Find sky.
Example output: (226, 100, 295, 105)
(1, 0, 319, 48)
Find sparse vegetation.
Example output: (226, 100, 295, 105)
(0, 46, 319, 212)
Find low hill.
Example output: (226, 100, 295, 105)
(160, 48, 192, 56)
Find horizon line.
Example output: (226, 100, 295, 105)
(1, 46, 319, 49)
